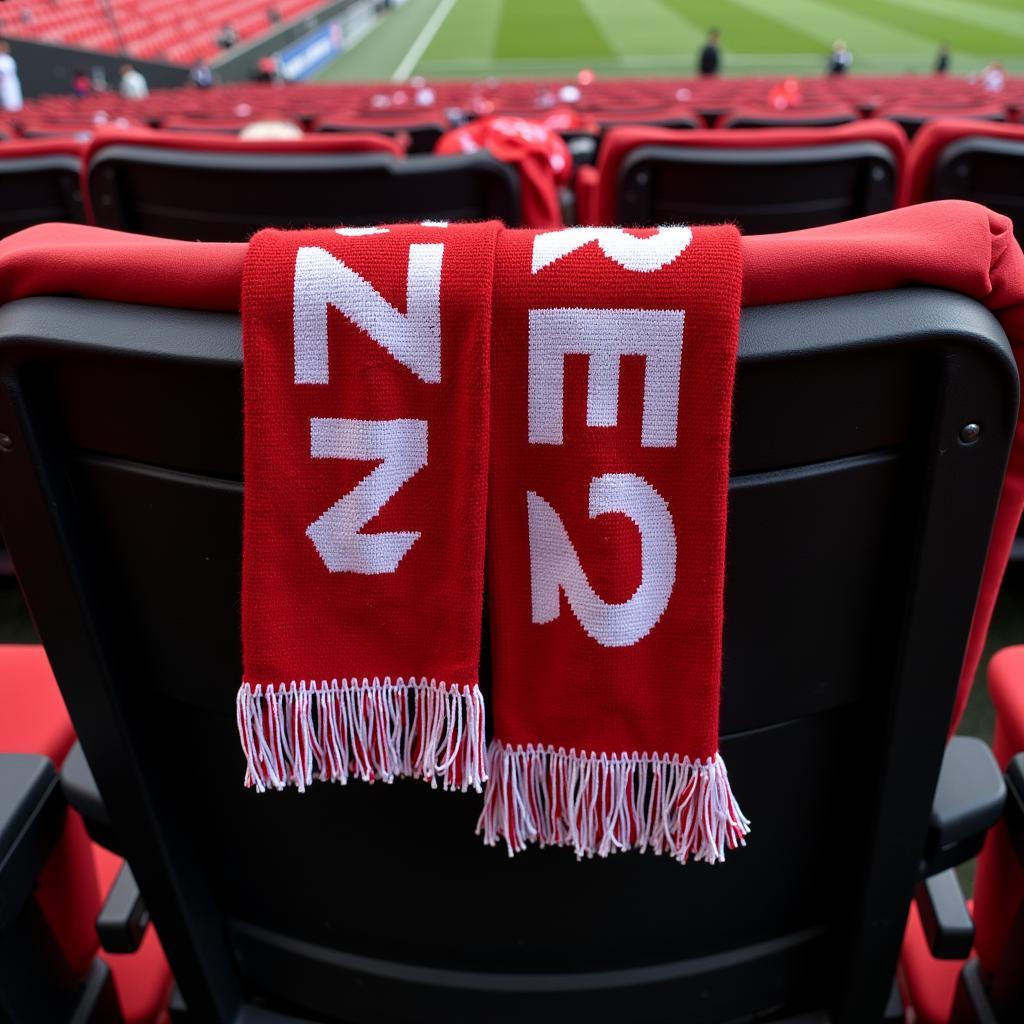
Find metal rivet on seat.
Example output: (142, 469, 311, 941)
(0, 433, 12, 452)
(959, 422, 981, 445)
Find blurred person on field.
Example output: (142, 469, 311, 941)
(935, 43, 951, 75)
(119, 63, 149, 100)
(0, 41, 22, 113)
(698, 28, 720, 77)
(828, 40, 852, 75)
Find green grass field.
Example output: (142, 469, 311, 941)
(319, 0, 1024, 82)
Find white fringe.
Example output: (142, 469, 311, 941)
(477, 742, 750, 865)
(235, 678, 487, 794)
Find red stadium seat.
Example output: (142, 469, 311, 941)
(0, 202, 1021, 1021)
(904, 119, 1024, 234)
(719, 103, 858, 129)
(0, 139, 86, 239)
(575, 120, 907, 230)
(877, 101, 1006, 140)
(898, 899, 975, 1024)
(972, 647, 1024, 987)
(0, 645, 173, 1021)
(84, 127, 521, 239)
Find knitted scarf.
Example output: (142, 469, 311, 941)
(239, 222, 748, 865)
(238, 221, 497, 794)
(481, 226, 749, 863)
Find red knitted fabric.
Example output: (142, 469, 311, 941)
(238, 221, 499, 793)
(482, 225, 748, 862)
(435, 117, 571, 229)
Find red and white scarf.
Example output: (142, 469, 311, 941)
(238, 221, 497, 794)
(238, 222, 748, 864)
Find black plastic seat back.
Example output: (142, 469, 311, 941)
(722, 112, 857, 129)
(314, 121, 445, 154)
(87, 147, 521, 240)
(617, 141, 898, 233)
(886, 110, 1004, 140)
(929, 136, 1024, 240)
(0, 288, 1016, 1023)
(0, 153, 85, 239)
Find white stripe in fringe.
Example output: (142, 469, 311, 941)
(236, 678, 487, 794)
(477, 743, 750, 865)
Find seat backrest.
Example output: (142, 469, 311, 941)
(595, 123, 905, 232)
(880, 105, 1005, 140)
(910, 122, 1024, 240)
(0, 142, 85, 239)
(85, 135, 521, 239)
(314, 119, 446, 154)
(0, 275, 1016, 1023)
(720, 106, 858, 130)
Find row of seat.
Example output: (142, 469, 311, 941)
(3, 118, 1024, 243)
(1, 0, 320, 63)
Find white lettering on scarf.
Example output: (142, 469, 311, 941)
(293, 244, 442, 574)
(526, 228, 686, 646)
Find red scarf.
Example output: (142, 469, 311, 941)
(239, 221, 498, 794)
(482, 226, 748, 862)
(239, 222, 748, 864)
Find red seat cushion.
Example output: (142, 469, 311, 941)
(0, 644, 74, 765)
(899, 899, 974, 1024)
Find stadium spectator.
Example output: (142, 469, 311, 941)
(935, 43, 950, 74)
(71, 68, 92, 99)
(267, 5, 281, 24)
(190, 60, 214, 89)
(239, 119, 304, 140)
(119, 63, 149, 100)
(217, 23, 239, 49)
(0, 41, 22, 113)
(254, 56, 278, 83)
(982, 61, 1005, 93)
(698, 28, 720, 77)
(828, 40, 852, 75)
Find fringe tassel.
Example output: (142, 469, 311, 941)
(236, 678, 487, 795)
(477, 743, 750, 865)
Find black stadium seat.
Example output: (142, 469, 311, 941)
(577, 122, 906, 232)
(0, 222, 1016, 1021)
(85, 137, 522, 241)
(0, 142, 86, 239)
(907, 120, 1024, 241)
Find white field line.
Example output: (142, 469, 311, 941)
(392, 0, 458, 81)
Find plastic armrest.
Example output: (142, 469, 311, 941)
(915, 868, 975, 960)
(60, 740, 121, 855)
(0, 754, 63, 928)
(96, 861, 149, 954)
(1006, 753, 1024, 866)
(920, 737, 1006, 878)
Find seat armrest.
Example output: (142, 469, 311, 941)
(1006, 752, 1024, 866)
(96, 861, 150, 954)
(0, 754, 63, 928)
(60, 740, 121, 855)
(920, 736, 1006, 878)
(915, 868, 975, 960)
